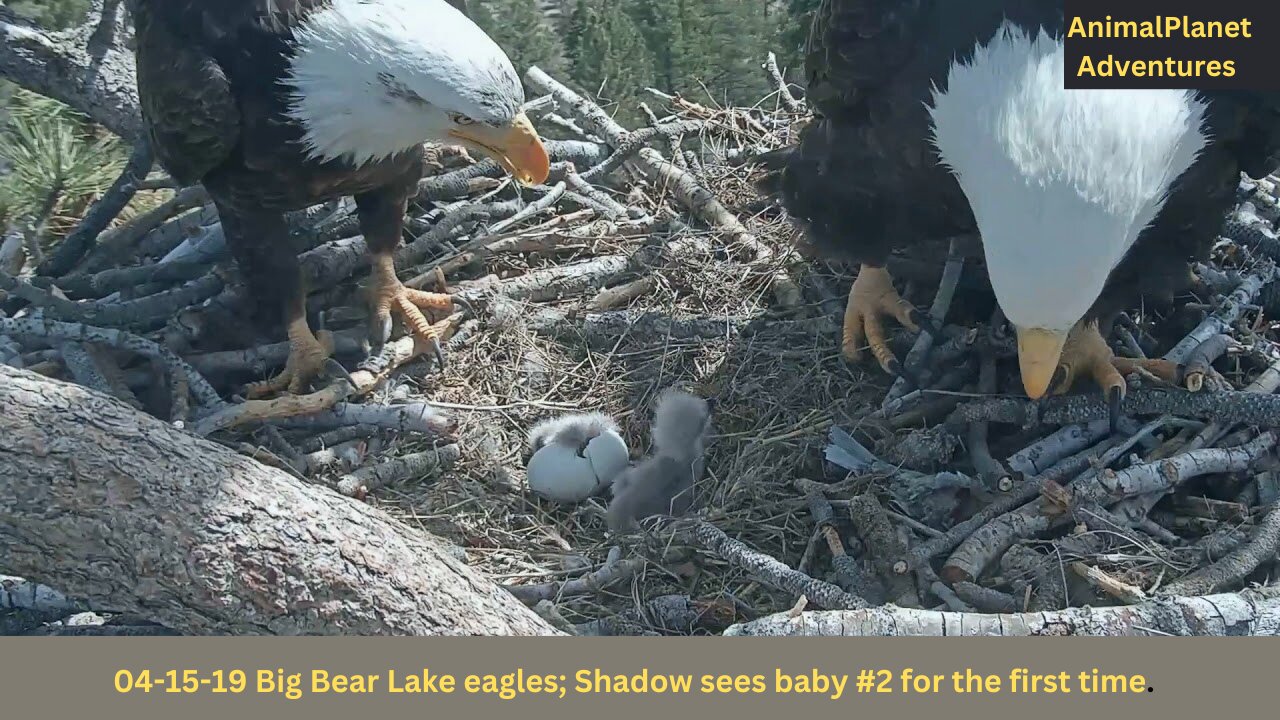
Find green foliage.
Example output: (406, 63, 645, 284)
(572, 0, 785, 110)
(776, 0, 820, 80)
(565, 0, 656, 118)
(0, 88, 127, 241)
(672, 0, 774, 106)
(625, 0, 684, 91)
(470, 0, 568, 77)
(3, 0, 93, 29)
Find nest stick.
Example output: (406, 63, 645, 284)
(1163, 499, 1280, 596)
(191, 314, 461, 436)
(294, 426, 379, 454)
(883, 240, 964, 405)
(578, 120, 706, 183)
(333, 444, 461, 499)
(185, 329, 366, 377)
(504, 547, 646, 605)
(763, 52, 804, 113)
(406, 209, 597, 285)
(525, 67, 802, 305)
(484, 182, 566, 236)
(682, 520, 867, 610)
(80, 187, 211, 274)
(1183, 333, 1235, 391)
(951, 581, 1019, 613)
(941, 431, 1275, 584)
(0, 316, 220, 412)
(1005, 418, 1112, 478)
(1110, 354, 1280, 521)
(1, 268, 223, 328)
(1071, 562, 1148, 604)
(56, 341, 118, 401)
(1181, 353, 1280, 453)
(586, 277, 656, 311)
(943, 387, 1280, 433)
(39, 136, 154, 278)
(459, 255, 632, 304)
(1222, 208, 1280, 261)
(65, 259, 212, 299)
(731, 585, 1280, 635)
(561, 168, 628, 219)
(902, 429, 1148, 573)
(968, 350, 1007, 482)
(846, 493, 917, 606)
(274, 401, 451, 436)
(1162, 261, 1274, 364)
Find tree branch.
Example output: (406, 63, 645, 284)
(0, 365, 559, 636)
(0, 7, 142, 140)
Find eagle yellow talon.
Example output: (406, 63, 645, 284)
(1047, 321, 1126, 398)
(369, 252, 455, 364)
(841, 264, 920, 374)
(1112, 356, 1182, 386)
(244, 321, 334, 399)
(1043, 322, 1178, 400)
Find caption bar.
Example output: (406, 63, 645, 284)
(112, 666, 1153, 701)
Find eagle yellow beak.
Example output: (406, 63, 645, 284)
(1016, 326, 1069, 399)
(449, 111, 550, 186)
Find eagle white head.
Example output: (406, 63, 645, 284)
(927, 23, 1208, 398)
(283, 0, 549, 184)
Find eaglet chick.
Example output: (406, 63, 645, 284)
(607, 389, 714, 532)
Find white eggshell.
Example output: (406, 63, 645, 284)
(584, 430, 630, 487)
(526, 429, 629, 504)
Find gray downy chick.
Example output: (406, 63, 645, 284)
(527, 411, 620, 458)
(607, 389, 714, 532)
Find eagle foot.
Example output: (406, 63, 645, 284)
(244, 322, 335, 398)
(370, 253, 458, 369)
(1048, 321, 1181, 431)
(841, 264, 921, 375)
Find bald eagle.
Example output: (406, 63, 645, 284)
(133, 0, 550, 396)
(762, 0, 1280, 404)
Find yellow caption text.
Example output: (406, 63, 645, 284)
(112, 667, 1152, 701)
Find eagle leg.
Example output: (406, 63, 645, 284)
(244, 311, 335, 399)
(1048, 320, 1181, 430)
(842, 264, 920, 375)
(219, 206, 335, 399)
(368, 252, 455, 368)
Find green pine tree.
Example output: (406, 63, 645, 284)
(565, 0, 656, 118)
(469, 0, 568, 76)
(4, 0, 93, 29)
(692, 0, 774, 105)
(777, 0, 820, 78)
(623, 0, 685, 93)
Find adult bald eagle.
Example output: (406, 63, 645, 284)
(133, 0, 550, 396)
(762, 0, 1280, 404)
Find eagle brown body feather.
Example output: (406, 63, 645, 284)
(763, 0, 1280, 326)
(133, 0, 426, 333)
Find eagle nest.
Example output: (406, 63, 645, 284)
(5, 59, 1280, 636)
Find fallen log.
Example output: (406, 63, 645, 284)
(0, 365, 561, 636)
(724, 587, 1280, 636)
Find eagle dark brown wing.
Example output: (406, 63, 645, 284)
(764, 1, 1063, 268)
(1089, 90, 1280, 321)
(131, 0, 331, 186)
(801, 0, 928, 119)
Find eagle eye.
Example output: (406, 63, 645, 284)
(450, 113, 476, 126)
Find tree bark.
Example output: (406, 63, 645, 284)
(0, 6, 143, 141)
(0, 365, 562, 636)
(724, 588, 1280, 637)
